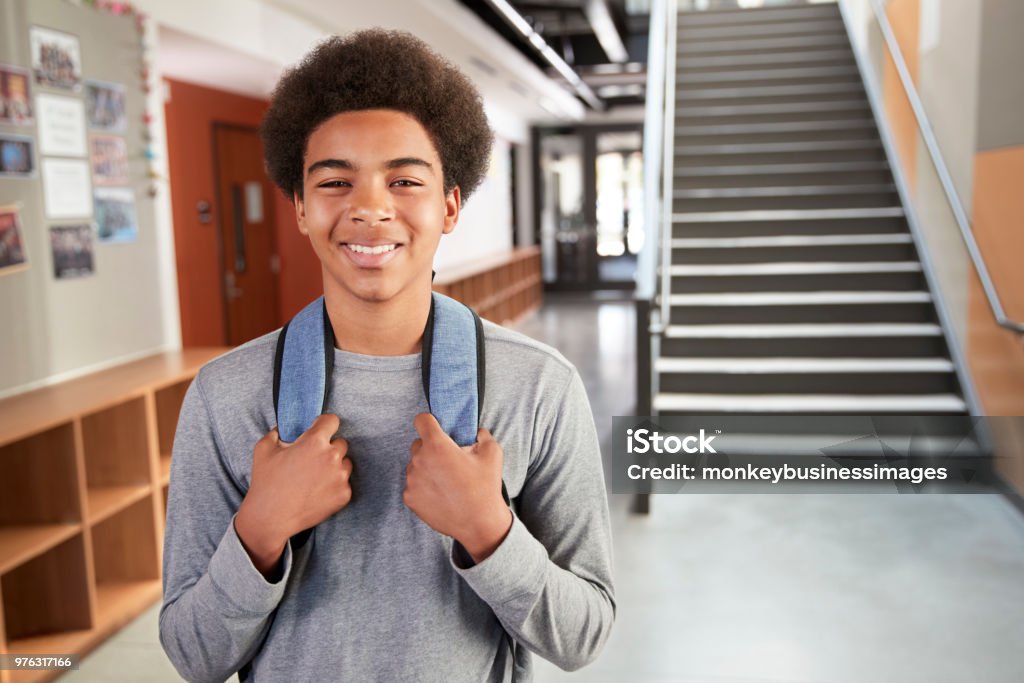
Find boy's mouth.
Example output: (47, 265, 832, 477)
(341, 242, 401, 267)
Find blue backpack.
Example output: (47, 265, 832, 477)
(272, 291, 511, 546)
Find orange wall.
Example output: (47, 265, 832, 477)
(883, 0, 920, 188)
(163, 78, 321, 347)
(968, 145, 1024, 494)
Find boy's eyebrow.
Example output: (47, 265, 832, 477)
(306, 158, 354, 176)
(305, 157, 434, 176)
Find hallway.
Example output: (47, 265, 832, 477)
(66, 295, 1024, 682)
(521, 295, 1024, 683)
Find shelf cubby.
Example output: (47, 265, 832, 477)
(154, 380, 190, 487)
(80, 398, 152, 525)
(90, 497, 161, 634)
(0, 424, 82, 575)
(0, 348, 226, 678)
(2, 535, 92, 678)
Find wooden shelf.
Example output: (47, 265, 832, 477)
(7, 630, 95, 683)
(94, 580, 162, 633)
(86, 485, 152, 525)
(0, 349, 224, 676)
(158, 453, 172, 486)
(433, 247, 542, 325)
(0, 525, 81, 575)
(0, 349, 223, 449)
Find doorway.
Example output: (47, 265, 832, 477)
(213, 124, 280, 346)
(534, 123, 644, 290)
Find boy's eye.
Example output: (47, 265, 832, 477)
(317, 180, 349, 188)
(391, 179, 422, 187)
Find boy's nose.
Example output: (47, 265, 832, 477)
(350, 183, 394, 224)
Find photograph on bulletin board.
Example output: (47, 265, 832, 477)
(49, 223, 94, 279)
(30, 26, 82, 92)
(90, 134, 129, 185)
(94, 186, 138, 243)
(0, 64, 33, 125)
(0, 205, 28, 275)
(0, 134, 35, 177)
(85, 79, 126, 132)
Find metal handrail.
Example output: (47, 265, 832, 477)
(867, 0, 1024, 334)
(637, 0, 668, 302)
(657, 0, 679, 331)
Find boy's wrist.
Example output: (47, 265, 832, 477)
(235, 501, 288, 578)
(458, 503, 513, 564)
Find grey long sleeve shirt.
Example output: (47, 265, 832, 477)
(159, 320, 615, 682)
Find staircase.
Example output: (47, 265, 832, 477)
(652, 1, 969, 418)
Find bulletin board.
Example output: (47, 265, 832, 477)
(0, 0, 166, 395)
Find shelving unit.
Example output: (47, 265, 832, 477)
(432, 247, 543, 325)
(0, 349, 226, 683)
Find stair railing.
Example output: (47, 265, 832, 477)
(637, 0, 678, 329)
(857, 0, 1024, 334)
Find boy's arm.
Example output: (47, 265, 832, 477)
(452, 368, 616, 672)
(158, 372, 294, 683)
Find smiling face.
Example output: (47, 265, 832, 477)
(294, 109, 459, 310)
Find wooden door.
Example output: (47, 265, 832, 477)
(213, 125, 280, 346)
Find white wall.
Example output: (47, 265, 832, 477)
(140, 0, 574, 276)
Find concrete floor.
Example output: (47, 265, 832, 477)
(66, 293, 1024, 682)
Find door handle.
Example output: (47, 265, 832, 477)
(231, 183, 247, 273)
(224, 270, 243, 301)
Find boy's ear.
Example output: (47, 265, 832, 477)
(293, 189, 308, 235)
(443, 186, 461, 235)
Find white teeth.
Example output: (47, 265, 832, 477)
(347, 243, 397, 255)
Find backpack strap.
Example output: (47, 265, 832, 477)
(274, 297, 334, 443)
(273, 292, 489, 444)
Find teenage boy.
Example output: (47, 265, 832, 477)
(159, 29, 614, 682)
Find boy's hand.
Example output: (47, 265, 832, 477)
(403, 413, 513, 563)
(235, 414, 353, 577)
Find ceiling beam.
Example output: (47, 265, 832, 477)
(583, 0, 629, 63)
(483, 0, 605, 110)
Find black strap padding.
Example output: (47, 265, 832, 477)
(320, 298, 335, 414)
(421, 295, 436, 410)
(272, 320, 290, 423)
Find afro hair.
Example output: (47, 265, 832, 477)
(261, 29, 494, 205)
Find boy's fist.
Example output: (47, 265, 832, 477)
(403, 413, 512, 563)
(235, 414, 353, 575)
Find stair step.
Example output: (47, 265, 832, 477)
(678, 65, 859, 86)
(640, 433, 982, 458)
(674, 186, 894, 204)
(676, 160, 889, 178)
(653, 393, 967, 413)
(666, 262, 921, 277)
(673, 207, 904, 224)
(656, 357, 954, 374)
(679, 4, 841, 27)
(679, 49, 854, 72)
(660, 330, 947, 359)
(678, 18, 843, 41)
(675, 140, 881, 156)
(672, 185, 898, 212)
(677, 82, 863, 100)
(665, 323, 941, 338)
(677, 118, 874, 136)
(677, 99, 870, 119)
(663, 291, 931, 306)
(679, 34, 850, 56)
(671, 234, 912, 249)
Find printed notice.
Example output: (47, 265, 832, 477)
(37, 93, 86, 157)
(42, 158, 92, 219)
